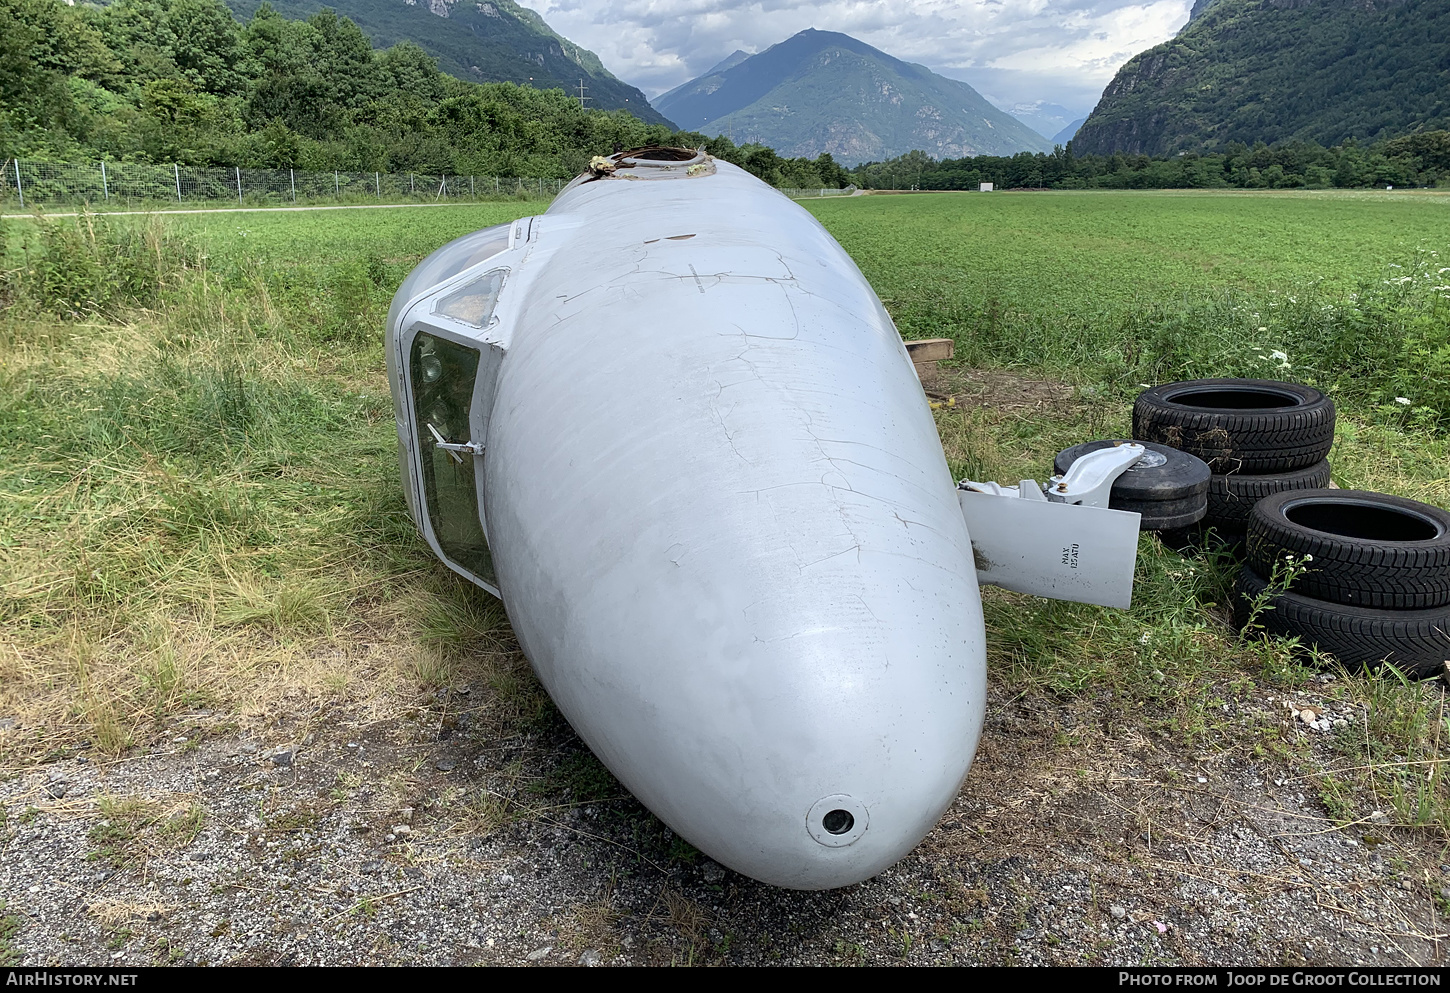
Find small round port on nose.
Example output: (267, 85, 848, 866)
(807, 795, 868, 847)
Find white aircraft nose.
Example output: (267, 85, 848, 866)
(499, 488, 987, 888)
(602, 573, 987, 889)
(484, 252, 987, 888)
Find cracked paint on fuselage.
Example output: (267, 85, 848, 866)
(394, 160, 988, 889)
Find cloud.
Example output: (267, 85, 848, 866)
(518, 0, 1193, 115)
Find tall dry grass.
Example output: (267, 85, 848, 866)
(0, 213, 512, 758)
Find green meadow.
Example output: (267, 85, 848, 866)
(2, 190, 1447, 832)
(814, 190, 1450, 308)
(809, 190, 1450, 423)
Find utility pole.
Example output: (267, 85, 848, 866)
(576, 79, 590, 111)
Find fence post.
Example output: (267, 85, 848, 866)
(290, 168, 295, 203)
(470, 176, 474, 197)
(334, 170, 339, 196)
(235, 166, 242, 205)
(174, 163, 182, 201)
(410, 173, 414, 194)
(14, 159, 23, 209)
(375, 172, 380, 199)
(100, 161, 109, 202)
(494, 176, 498, 194)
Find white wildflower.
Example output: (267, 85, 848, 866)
(1270, 349, 1290, 369)
(1258, 326, 1268, 332)
(1395, 397, 1411, 405)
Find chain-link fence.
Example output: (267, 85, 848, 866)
(0, 159, 857, 211)
(781, 186, 858, 199)
(0, 159, 569, 211)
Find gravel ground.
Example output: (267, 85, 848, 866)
(3, 671, 1447, 967)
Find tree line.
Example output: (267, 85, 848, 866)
(6, 0, 1445, 193)
(0, 0, 854, 189)
(852, 134, 1450, 191)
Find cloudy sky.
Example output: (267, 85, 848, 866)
(517, 0, 1193, 118)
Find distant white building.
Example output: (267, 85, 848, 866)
(979, 182, 994, 192)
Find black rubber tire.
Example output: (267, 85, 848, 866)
(1245, 489, 1450, 610)
(1233, 567, 1450, 678)
(1053, 440, 1209, 531)
(1204, 460, 1334, 533)
(1132, 379, 1335, 473)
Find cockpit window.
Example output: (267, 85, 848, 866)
(387, 222, 512, 334)
(433, 268, 507, 328)
(410, 332, 494, 585)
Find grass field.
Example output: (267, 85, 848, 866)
(1, 189, 1448, 841)
(809, 190, 1450, 425)
(170, 203, 535, 270)
(815, 190, 1450, 308)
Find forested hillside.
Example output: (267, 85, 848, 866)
(853, 133, 1450, 190)
(1073, 0, 1450, 156)
(0, 0, 850, 185)
(221, 0, 671, 124)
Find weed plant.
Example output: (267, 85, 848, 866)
(0, 902, 18, 967)
(0, 213, 198, 318)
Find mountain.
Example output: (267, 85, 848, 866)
(702, 50, 752, 78)
(1007, 102, 1086, 142)
(653, 50, 751, 111)
(222, 0, 673, 125)
(1053, 117, 1087, 145)
(653, 29, 1052, 165)
(1073, 0, 1450, 156)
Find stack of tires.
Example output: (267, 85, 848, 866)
(1234, 491, 1450, 678)
(1132, 379, 1336, 546)
(1132, 377, 1450, 677)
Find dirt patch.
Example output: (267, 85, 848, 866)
(1, 673, 1445, 967)
(932, 366, 1079, 414)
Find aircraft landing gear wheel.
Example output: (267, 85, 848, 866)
(1054, 439, 1210, 531)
